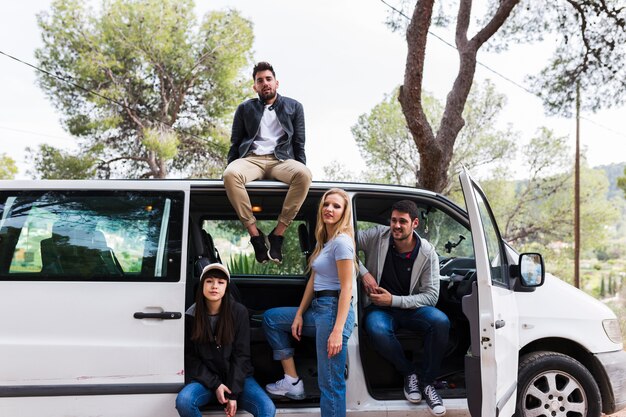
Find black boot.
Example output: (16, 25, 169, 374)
(250, 230, 270, 264)
(267, 229, 284, 264)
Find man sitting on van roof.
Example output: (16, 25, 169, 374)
(358, 200, 449, 416)
(223, 61, 312, 265)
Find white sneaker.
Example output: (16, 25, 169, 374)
(265, 375, 306, 400)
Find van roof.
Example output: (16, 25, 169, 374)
(0, 178, 437, 195)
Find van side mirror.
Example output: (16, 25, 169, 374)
(517, 253, 545, 287)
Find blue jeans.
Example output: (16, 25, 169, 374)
(263, 296, 355, 417)
(364, 305, 449, 384)
(175, 376, 276, 417)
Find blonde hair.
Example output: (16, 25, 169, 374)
(308, 188, 358, 271)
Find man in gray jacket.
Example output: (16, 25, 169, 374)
(358, 200, 449, 416)
(224, 62, 312, 265)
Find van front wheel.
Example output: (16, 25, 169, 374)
(515, 351, 601, 417)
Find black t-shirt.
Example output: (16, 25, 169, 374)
(379, 233, 421, 296)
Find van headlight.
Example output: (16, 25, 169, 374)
(603, 319, 623, 344)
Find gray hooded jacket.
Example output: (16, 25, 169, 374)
(357, 225, 440, 309)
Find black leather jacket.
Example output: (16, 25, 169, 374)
(184, 301, 253, 400)
(227, 94, 306, 165)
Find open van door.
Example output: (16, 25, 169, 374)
(460, 169, 519, 417)
(0, 181, 189, 417)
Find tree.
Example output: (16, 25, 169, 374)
(34, 0, 253, 179)
(600, 276, 606, 297)
(0, 153, 18, 179)
(483, 146, 619, 250)
(618, 167, 626, 198)
(350, 80, 517, 192)
(386, 0, 625, 193)
(26, 144, 97, 179)
(484, 128, 572, 244)
(481, 157, 619, 289)
(322, 160, 360, 183)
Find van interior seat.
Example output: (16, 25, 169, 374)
(200, 229, 221, 264)
(91, 230, 124, 275)
(41, 222, 118, 277)
(186, 226, 225, 307)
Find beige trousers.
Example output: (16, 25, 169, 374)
(223, 155, 312, 228)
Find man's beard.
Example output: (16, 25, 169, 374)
(258, 89, 276, 102)
(392, 229, 412, 241)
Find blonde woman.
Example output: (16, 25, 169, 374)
(262, 188, 356, 417)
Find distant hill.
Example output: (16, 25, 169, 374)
(596, 162, 626, 200)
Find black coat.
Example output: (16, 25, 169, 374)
(184, 301, 253, 400)
(227, 94, 306, 165)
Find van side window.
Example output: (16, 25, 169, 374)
(419, 210, 474, 259)
(202, 219, 308, 277)
(355, 198, 474, 260)
(0, 190, 184, 282)
(472, 186, 508, 286)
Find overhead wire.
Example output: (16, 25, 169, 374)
(0, 124, 75, 142)
(0, 49, 218, 144)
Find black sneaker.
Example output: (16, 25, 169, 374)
(404, 373, 421, 403)
(250, 230, 269, 264)
(422, 384, 446, 416)
(267, 229, 284, 264)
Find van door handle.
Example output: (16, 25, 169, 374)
(495, 320, 505, 329)
(134, 312, 182, 320)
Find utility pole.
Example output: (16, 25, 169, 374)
(574, 82, 581, 289)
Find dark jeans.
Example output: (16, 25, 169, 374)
(175, 377, 275, 417)
(364, 305, 450, 384)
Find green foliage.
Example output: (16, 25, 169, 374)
(600, 277, 605, 297)
(0, 154, 18, 179)
(26, 144, 98, 179)
(227, 252, 270, 275)
(350, 87, 421, 185)
(34, 0, 254, 179)
(349, 80, 517, 191)
(618, 166, 626, 199)
(141, 127, 180, 161)
(491, 161, 618, 251)
(205, 219, 308, 276)
(481, 128, 572, 245)
(322, 160, 360, 183)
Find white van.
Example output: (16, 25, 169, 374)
(0, 170, 624, 417)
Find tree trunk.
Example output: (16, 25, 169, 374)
(400, 0, 520, 193)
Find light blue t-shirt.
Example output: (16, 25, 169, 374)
(312, 233, 354, 291)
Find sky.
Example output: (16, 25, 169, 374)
(1, 0, 625, 180)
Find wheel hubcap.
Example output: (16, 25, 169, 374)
(522, 370, 587, 417)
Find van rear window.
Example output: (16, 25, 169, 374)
(0, 190, 184, 282)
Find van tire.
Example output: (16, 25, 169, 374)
(515, 351, 601, 417)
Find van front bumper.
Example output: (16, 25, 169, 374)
(595, 349, 626, 414)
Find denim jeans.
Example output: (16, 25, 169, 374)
(364, 305, 449, 384)
(263, 296, 355, 417)
(175, 376, 276, 417)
